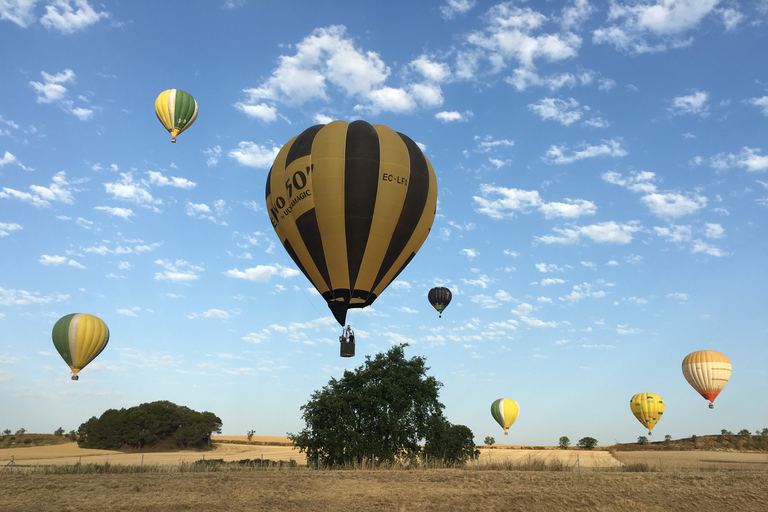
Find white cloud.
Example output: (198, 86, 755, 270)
(235, 102, 278, 122)
(512, 302, 558, 327)
(154, 259, 203, 282)
(669, 90, 709, 116)
(459, 248, 479, 260)
(641, 192, 707, 218)
(603, 170, 707, 218)
(748, 96, 768, 116)
(667, 292, 688, 303)
(94, 206, 134, 219)
(704, 223, 725, 239)
(29, 68, 94, 119)
(544, 139, 626, 164)
(691, 239, 729, 257)
(473, 184, 596, 220)
(435, 110, 473, 123)
(0, 222, 22, 237)
(529, 97, 585, 125)
(653, 224, 691, 243)
(236, 25, 435, 117)
(593, 0, 720, 54)
(460, 3, 581, 76)
(1, 171, 74, 207)
(104, 173, 160, 206)
(708, 147, 768, 172)
(441, 0, 476, 19)
(0, 151, 33, 171)
(39, 254, 85, 268)
(535, 221, 642, 245)
(225, 264, 299, 282)
(0, 286, 64, 306)
(40, 0, 109, 34)
(147, 171, 196, 190)
(229, 141, 281, 168)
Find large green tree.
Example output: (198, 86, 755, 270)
(78, 400, 221, 450)
(289, 344, 473, 466)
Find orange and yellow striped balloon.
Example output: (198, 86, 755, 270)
(682, 350, 731, 408)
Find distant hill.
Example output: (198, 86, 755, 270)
(0, 433, 73, 449)
(612, 434, 768, 453)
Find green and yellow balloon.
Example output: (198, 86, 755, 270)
(52, 313, 110, 380)
(491, 398, 519, 435)
(155, 89, 198, 143)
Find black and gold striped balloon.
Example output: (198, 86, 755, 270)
(266, 120, 437, 326)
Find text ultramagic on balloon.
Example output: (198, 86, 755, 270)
(266, 120, 438, 326)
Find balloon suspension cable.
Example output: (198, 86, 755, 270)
(293, 272, 331, 324)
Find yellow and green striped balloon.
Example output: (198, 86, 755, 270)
(52, 313, 110, 380)
(266, 120, 438, 327)
(155, 89, 198, 143)
(490, 398, 519, 435)
(629, 393, 664, 435)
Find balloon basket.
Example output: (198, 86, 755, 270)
(340, 340, 355, 358)
(71, 375, 79, 381)
(709, 403, 714, 409)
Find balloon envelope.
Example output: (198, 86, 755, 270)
(266, 120, 438, 326)
(52, 313, 109, 379)
(490, 398, 519, 435)
(629, 393, 664, 435)
(155, 89, 198, 142)
(682, 350, 731, 407)
(428, 286, 452, 317)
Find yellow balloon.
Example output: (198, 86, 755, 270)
(490, 398, 519, 435)
(629, 393, 664, 435)
(682, 350, 731, 409)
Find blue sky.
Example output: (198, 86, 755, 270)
(1, 0, 767, 446)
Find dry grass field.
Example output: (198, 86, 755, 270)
(3, 436, 768, 511)
(4, 470, 768, 511)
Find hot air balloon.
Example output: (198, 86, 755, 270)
(266, 120, 438, 327)
(155, 89, 198, 143)
(490, 398, 519, 435)
(630, 393, 664, 435)
(682, 350, 731, 409)
(428, 286, 452, 318)
(52, 313, 110, 380)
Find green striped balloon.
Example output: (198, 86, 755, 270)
(155, 89, 198, 142)
(52, 313, 110, 380)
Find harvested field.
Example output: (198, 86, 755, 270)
(4, 436, 768, 511)
(3, 470, 768, 511)
(5, 436, 307, 467)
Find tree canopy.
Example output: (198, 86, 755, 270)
(288, 344, 474, 466)
(77, 400, 221, 450)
